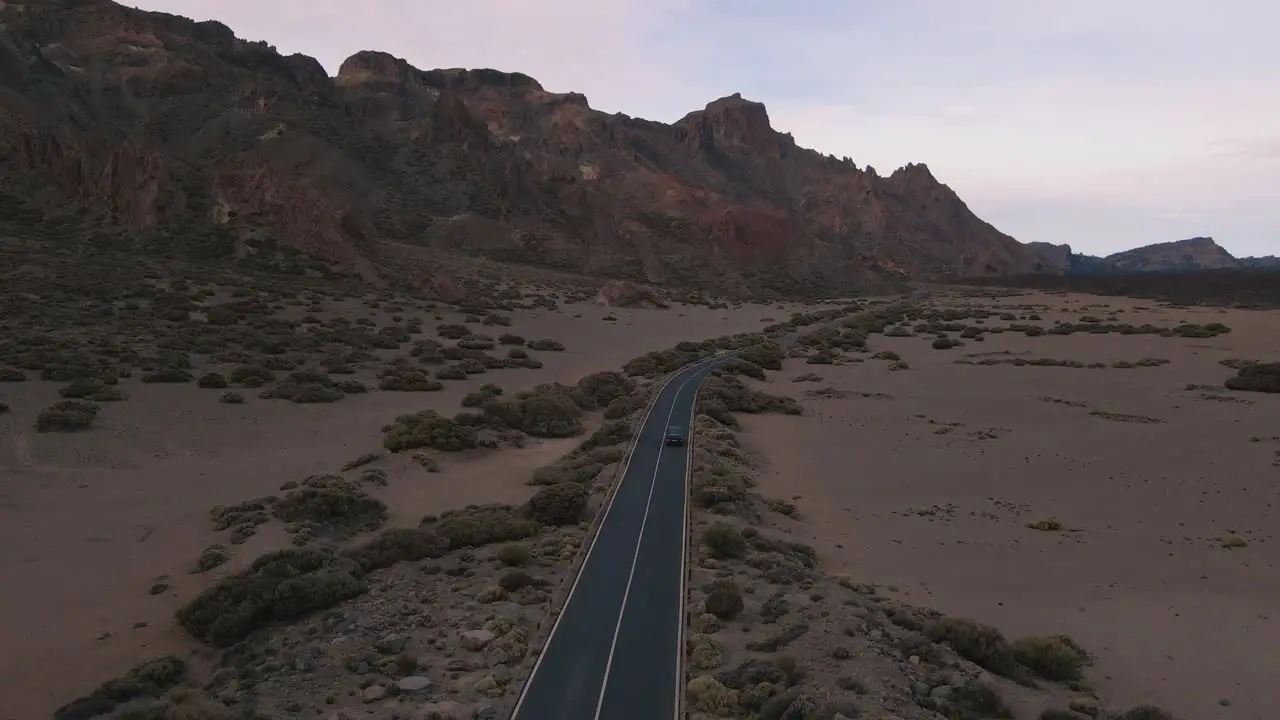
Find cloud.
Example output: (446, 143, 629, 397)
(120, 0, 1280, 256)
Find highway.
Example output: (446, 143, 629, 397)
(509, 352, 732, 720)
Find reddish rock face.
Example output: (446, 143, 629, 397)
(0, 0, 1070, 296)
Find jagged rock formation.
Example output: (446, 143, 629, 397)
(0, 0, 1071, 295)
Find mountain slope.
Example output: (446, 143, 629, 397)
(0, 0, 1068, 295)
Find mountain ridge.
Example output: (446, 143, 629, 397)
(1066, 236, 1279, 275)
(0, 0, 1074, 296)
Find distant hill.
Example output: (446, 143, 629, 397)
(958, 267, 1280, 308)
(1067, 237, 1278, 275)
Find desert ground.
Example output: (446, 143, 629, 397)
(3, 242, 1273, 720)
(728, 290, 1279, 720)
(0, 244, 826, 719)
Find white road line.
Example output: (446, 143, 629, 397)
(591, 362, 709, 720)
(675, 354, 715, 718)
(508, 354, 722, 719)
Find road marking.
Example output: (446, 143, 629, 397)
(674, 356, 710, 720)
(591, 360, 715, 720)
(508, 354, 723, 719)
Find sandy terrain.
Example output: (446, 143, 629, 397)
(9, 271, 1275, 720)
(737, 291, 1280, 720)
(0, 288, 805, 719)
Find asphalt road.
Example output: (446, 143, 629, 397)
(509, 352, 732, 720)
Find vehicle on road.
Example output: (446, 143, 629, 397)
(663, 425, 685, 446)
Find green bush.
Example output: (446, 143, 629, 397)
(1224, 362, 1280, 393)
(59, 377, 108, 399)
(704, 583, 744, 620)
(1115, 707, 1175, 720)
(528, 338, 565, 351)
(573, 371, 635, 409)
(384, 410, 478, 452)
(176, 548, 365, 647)
(261, 369, 353, 403)
(530, 446, 625, 486)
(197, 372, 228, 389)
(603, 392, 648, 419)
(944, 681, 1012, 719)
(36, 400, 100, 432)
(623, 347, 707, 376)
(436, 364, 467, 380)
(429, 504, 539, 549)
(192, 545, 230, 574)
(229, 364, 274, 385)
(142, 368, 194, 383)
(498, 570, 541, 592)
(53, 656, 187, 720)
(723, 358, 766, 379)
(526, 482, 589, 526)
(702, 523, 747, 559)
(342, 528, 448, 573)
(485, 387, 584, 438)
(1012, 634, 1089, 681)
(263, 381, 343, 403)
(580, 420, 632, 451)
(496, 543, 531, 567)
(925, 617, 1017, 676)
(737, 343, 784, 370)
(271, 475, 388, 540)
(699, 375, 801, 417)
(378, 369, 443, 392)
(437, 323, 471, 339)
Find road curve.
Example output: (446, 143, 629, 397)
(509, 353, 732, 720)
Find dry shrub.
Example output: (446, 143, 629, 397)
(526, 483, 588, 526)
(384, 410, 478, 452)
(36, 399, 99, 432)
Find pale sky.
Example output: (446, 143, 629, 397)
(125, 0, 1280, 257)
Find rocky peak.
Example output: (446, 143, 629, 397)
(887, 162, 939, 186)
(549, 91, 590, 108)
(419, 68, 543, 93)
(284, 53, 333, 95)
(190, 19, 236, 46)
(1176, 236, 1223, 250)
(1025, 241, 1074, 272)
(335, 51, 413, 87)
(676, 93, 793, 157)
